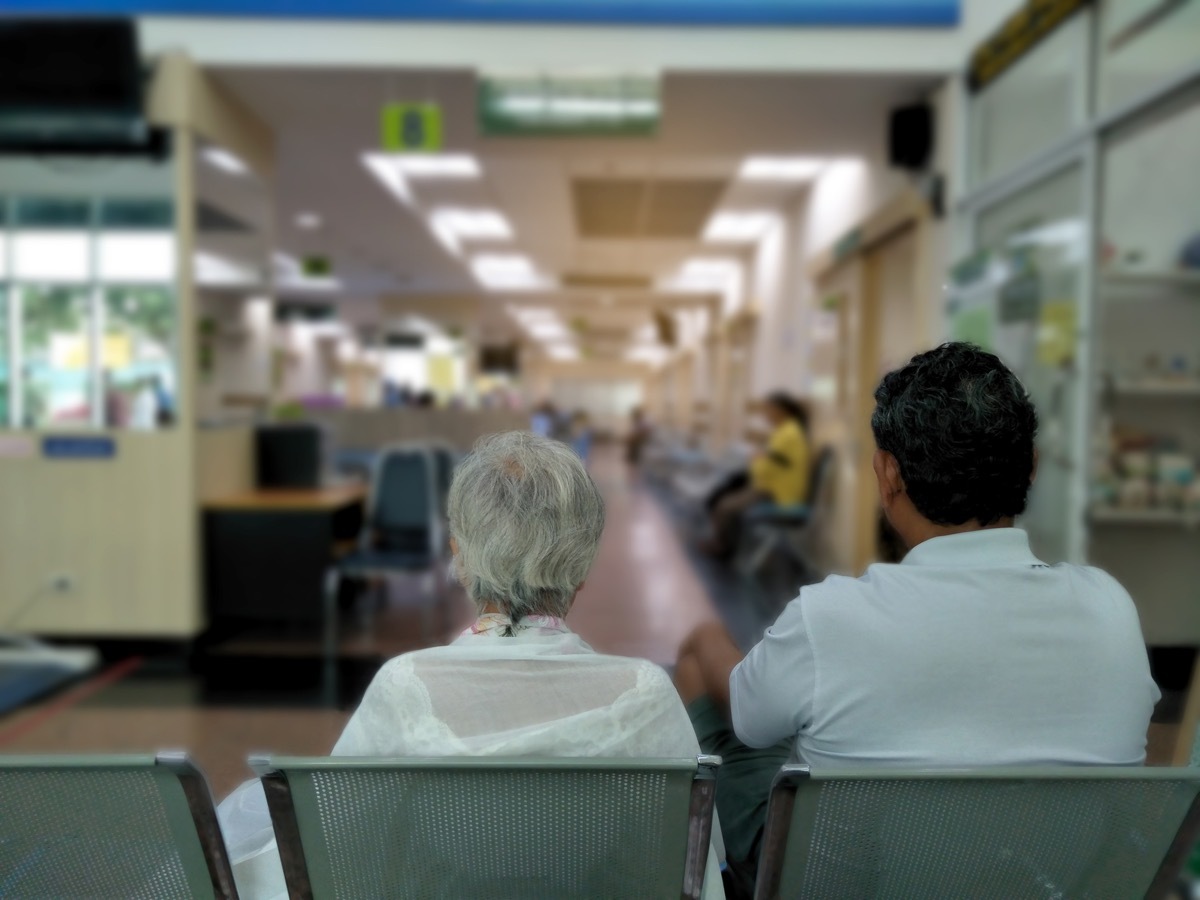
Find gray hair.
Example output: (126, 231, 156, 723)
(448, 431, 605, 619)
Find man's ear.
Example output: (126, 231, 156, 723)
(449, 536, 459, 556)
(873, 449, 904, 507)
(1030, 447, 1039, 486)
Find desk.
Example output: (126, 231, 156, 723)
(204, 486, 366, 624)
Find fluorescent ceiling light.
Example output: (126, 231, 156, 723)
(739, 157, 824, 182)
(388, 154, 480, 179)
(362, 153, 416, 209)
(273, 252, 301, 274)
(431, 208, 514, 240)
(475, 254, 535, 277)
(472, 253, 553, 291)
(704, 211, 778, 242)
(627, 345, 670, 365)
(545, 343, 580, 361)
(680, 258, 741, 281)
(203, 147, 250, 176)
(496, 95, 658, 120)
(279, 276, 344, 292)
(195, 251, 259, 287)
(295, 212, 323, 230)
(430, 218, 463, 257)
(507, 305, 559, 324)
(528, 321, 571, 341)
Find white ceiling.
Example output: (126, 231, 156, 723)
(203, 67, 936, 352)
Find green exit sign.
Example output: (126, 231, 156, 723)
(381, 103, 444, 152)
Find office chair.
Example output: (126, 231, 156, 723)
(323, 443, 447, 704)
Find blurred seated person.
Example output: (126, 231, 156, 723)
(219, 431, 726, 899)
(701, 392, 810, 558)
(625, 406, 652, 465)
(676, 343, 1159, 893)
(569, 410, 593, 463)
(530, 400, 557, 438)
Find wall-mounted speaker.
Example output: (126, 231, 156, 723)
(888, 103, 934, 172)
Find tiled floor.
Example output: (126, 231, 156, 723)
(0, 445, 1183, 801)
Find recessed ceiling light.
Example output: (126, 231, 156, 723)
(472, 254, 554, 291)
(739, 157, 824, 182)
(272, 251, 301, 274)
(528, 321, 571, 341)
(680, 258, 741, 280)
(545, 343, 580, 361)
(295, 212, 323, 230)
(362, 153, 417, 208)
(627, 345, 670, 365)
(430, 218, 463, 258)
(507, 305, 559, 324)
(431, 208, 514, 240)
(704, 211, 778, 242)
(203, 147, 249, 176)
(389, 154, 481, 179)
(194, 251, 259, 287)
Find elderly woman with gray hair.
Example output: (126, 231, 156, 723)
(219, 431, 725, 898)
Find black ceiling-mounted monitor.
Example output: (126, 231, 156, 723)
(480, 344, 519, 375)
(0, 19, 165, 157)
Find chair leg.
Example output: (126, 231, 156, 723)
(322, 568, 341, 708)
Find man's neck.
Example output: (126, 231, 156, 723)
(905, 517, 1016, 551)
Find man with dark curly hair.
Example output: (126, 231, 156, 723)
(675, 342, 1159, 893)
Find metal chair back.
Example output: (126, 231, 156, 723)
(755, 765, 1200, 900)
(253, 754, 720, 900)
(0, 751, 237, 899)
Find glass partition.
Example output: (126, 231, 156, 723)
(0, 154, 177, 430)
(20, 286, 93, 428)
(952, 164, 1087, 562)
(1098, 0, 1200, 113)
(970, 12, 1090, 187)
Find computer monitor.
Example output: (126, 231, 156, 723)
(256, 424, 323, 489)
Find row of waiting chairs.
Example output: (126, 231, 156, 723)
(643, 431, 836, 586)
(4, 752, 1200, 899)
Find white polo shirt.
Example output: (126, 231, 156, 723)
(730, 528, 1160, 767)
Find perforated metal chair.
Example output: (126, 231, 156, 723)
(251, 754, 721, 900)
(0, 751, 238, 899)
(323, 443, 447, 702)
(753, 765, 1200, 900)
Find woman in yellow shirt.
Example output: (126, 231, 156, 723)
(703, 392, 810, 558)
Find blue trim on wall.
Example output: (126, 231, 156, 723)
(0, 1, 960, 26)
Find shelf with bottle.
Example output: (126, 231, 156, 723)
(1101, 268, 1200, 290)
(1110, 377, 1200, 397)
(1089, 505, 1200, 527)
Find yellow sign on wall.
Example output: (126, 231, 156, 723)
(381, 104, 444, 152)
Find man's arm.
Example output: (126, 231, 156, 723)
(729, 598, 816, 749)
(677, 622, 747, 721)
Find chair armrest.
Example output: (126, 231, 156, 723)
(745, 503, 810, 525)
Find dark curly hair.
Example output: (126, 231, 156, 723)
(870, 343, 1038, 527)
(764, 392, 810, 433)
